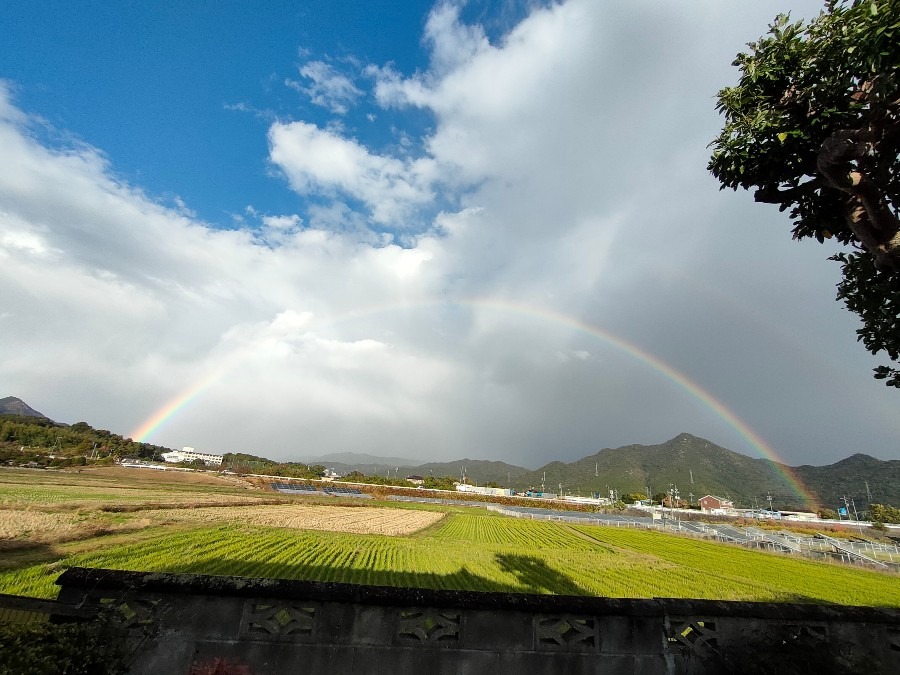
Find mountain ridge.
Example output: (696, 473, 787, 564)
(5, 397, 897, 510)
(0, 396, 48, 419)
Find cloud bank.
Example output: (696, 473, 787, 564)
(1, 0, 897, 467)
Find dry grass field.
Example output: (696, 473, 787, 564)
(0, 467, 442, 552)
(142, 504, 444, 535)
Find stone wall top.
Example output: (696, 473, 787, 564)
(55, 566, 900, 624)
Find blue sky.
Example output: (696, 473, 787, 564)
(2, 0, 898, 472)
(2, 1, 443, 226)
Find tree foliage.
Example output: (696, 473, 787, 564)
(870, 502, 900, 523)
(709, 0, 900, 386)
(0, 414, 172, 465)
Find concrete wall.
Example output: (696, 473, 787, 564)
(55, 567, 900, 675)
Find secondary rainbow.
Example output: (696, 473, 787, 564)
(129, 298, 817, 506)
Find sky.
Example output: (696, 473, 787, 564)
(1, 0, 897, 469)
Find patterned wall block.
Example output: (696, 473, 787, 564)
(667, 619, 718, 654)
(98, 596, 161, 630)
(536, 615, 598, 651)
(397, 609, 461, 644)
(241, 601, 316, 640)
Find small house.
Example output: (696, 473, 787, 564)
(698, 495, 734, 513)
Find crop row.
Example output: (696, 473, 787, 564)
(2, 510, 898, 607)
(571, 524, 900, 606)
(431, 511, 606, 552)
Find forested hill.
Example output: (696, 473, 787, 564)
(511, 433, 900, 512)
(793, 454, 900, 514)
(4, 396, 896, 511)
(0, 412, 175, 465)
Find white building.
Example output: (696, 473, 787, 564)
(160, 447, 224, 467)
(455, 484, 514, 497)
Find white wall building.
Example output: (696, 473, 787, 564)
(455, 484, 514, 497)
(160, 447, 224, 467)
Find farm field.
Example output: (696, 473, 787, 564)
(1, 467, 898, 606)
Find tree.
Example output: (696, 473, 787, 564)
(818, 507, 839, 520)
(709, 0, 900, 386)
(870, 502, 900, 523)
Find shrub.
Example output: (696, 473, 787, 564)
(0, 620, 126, 675)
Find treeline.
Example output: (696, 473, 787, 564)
(338, 472, 460, 491)
(222, 453, 326, 479)
(870, 504, 900, 524)
(0, 414, 173, 466)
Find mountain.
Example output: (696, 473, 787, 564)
(0, 396, 48, 419)
(300, 434, 900, 510)
(296, 456, 530, 485)
(794, 453, 900, 513)
(299, 452, 419, 467)
(5, 396, 896, 510)
(411, 459, 531, 484)
(510, 433, 900, 511)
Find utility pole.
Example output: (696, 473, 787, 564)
(850, 498, 862, 533)
(766, 493, 774, 513)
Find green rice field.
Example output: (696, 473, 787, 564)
(2, 467, 898, 606)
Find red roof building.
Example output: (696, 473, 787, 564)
(698, 495, 734, 512)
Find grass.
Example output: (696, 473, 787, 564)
(1, 467, 898, 606)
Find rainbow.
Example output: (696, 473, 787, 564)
(129, 298, 817, 506)
(129, 369, 224, 447)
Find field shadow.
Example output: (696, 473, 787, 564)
(157, 552, 588, 597)
(0, 542, 61, 572)
(494, 554, 584, 595)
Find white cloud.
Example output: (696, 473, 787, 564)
(286, 60, 363, 115)
(2, 1, 896, 468)
(268, 121, 435, 224)
(261, 214, 301, 230)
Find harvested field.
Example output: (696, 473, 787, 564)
(63, 466, 255, 488)
(0, 510, 78, 540)
(145, 504, 445, 536)
(0, 508, 155, 551)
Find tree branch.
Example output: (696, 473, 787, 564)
(817, 131, 900, 270)
(754, 180, 821, 204)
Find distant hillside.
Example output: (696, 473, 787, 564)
(510, 433, 900, 511)
(794, 453, 900, 513)
(412, 459, 531, 485)
(300, 457, 530, 486)
(297, 434, 899, 510)
(5, 396, 896, 511)
(0, 410, 175, 465)
(0, 396, 48, 419)
(300, 452, 419, 467)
